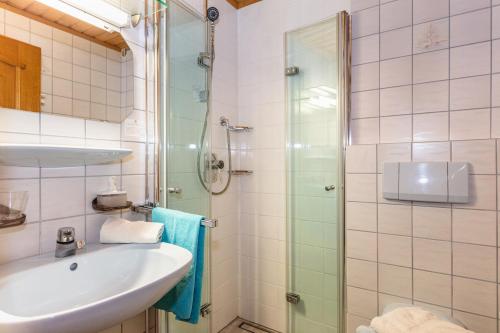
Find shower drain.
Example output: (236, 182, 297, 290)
(238, 321, 277, 333)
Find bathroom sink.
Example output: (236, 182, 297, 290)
(0, 243, 192, 333)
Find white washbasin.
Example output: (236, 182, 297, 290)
(0, 243, 192, 333)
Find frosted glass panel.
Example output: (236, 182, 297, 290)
(157, 1, 210, 332)
(286, 16, 342, 333)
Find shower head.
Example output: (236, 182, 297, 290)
(207, 7, 219, 23)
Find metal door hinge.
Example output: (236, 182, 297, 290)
(286, 292, 301, 305)
(198, 52, 211, 69)
(285, 66, 300, 76)
(200, 303, 212, 317)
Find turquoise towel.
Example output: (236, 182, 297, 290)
(152, 207, 205, 324)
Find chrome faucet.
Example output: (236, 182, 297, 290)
(55, 227, 85, 258)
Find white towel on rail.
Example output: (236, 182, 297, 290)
(100, 217, 164, 244)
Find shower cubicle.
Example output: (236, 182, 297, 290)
(285, 12, 350, 333)
(149, 0, 350, 331)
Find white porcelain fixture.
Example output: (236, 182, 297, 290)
(0, 243, 192, 333)
(0, 144, 132, 168)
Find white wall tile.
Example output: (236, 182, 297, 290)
(413, 19, 449, 54)
(377, 143, 411, 173)
(453, 243, 496, 281)
(378, 204, 411, 236)
(346, 145, 377, 173)
(346, 174, 377, 202)
(413, 142, 451, 162)
(450, 109, 490, 140)
(413, 206, 451, 241)
(380, 56, 412, 88)
(0, 109, 39, 134)
(493, 6, 500, 39)
(352, 62, 380, 92)
(346, 202, 378, 232)
(380, 115, 412, 143)
(352, 90, 380, 119)
(378, 234, 412, 267)
(347, 287, 378, 319)
(351, 118, 379, 144)
(413, 238, 452, 274)
(378, 264, 412, 298)
(0, 223, 39, 264)
(454, 175, 496, 210)
(413, 50, 449, 84)
(452, 209, 497, 246)
(450, 42, 491, 79)
(352, 35, 379, 66)
(346, 258, 378, 290)
(41, 113, 85, 138)
(414, 0, 449, 24)
(380, 0, 412, 32)
(381, 27, 412, 60)
(450, 9, 491, 47)
(451, 0, 491, 16)
(346, 230, 377, 261)
(453, 277, 497, 317)
(414, 270, 452, 307)
(380, 86, 412, 116)
(352, 6, 379, 38)
(413, 112, 449, 142)
(492, 40, 500, 74)
(413, 81, 449, 113)
(452, 311, 498, 333)
(352, 0, 378, 12)
(452, 140, 496, 174)
(41, 178, 84, 220)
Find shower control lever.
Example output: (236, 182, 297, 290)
(167, 187, 182, 194)
(325, 185, 336, 191)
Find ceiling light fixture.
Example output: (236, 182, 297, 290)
(36, 0, 130, 32)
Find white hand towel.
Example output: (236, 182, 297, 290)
(100, 217, 164, 244)
(370, 307, 475, 333)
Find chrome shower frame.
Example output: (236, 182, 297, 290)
(151, 0, 214, 332)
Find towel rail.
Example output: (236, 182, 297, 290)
(201, 219, 217, 228)
(131, 202, 218, 228)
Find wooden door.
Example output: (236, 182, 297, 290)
(0, 35, 41, 112)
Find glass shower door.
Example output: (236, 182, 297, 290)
(157, 1, 211, 332)
(285, 13, 348, 333)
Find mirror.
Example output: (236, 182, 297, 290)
(0, 1, 134, 123)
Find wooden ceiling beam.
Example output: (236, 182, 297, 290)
(226, 0, 261, 9)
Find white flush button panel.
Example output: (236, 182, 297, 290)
(383, 162, 469, 203)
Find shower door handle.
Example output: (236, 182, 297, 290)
(167, 187, 182, 194)
(325, 185, 336, 192)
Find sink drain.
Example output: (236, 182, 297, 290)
(70, 263, 78, 271)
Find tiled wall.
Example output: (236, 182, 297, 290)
(237, 1, 350, 331)
(0, 2, 152, 331)
(347, 1, 500, 332)
(0, 8, 132, 123)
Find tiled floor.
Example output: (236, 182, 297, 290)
(219, 318, 276, 333)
